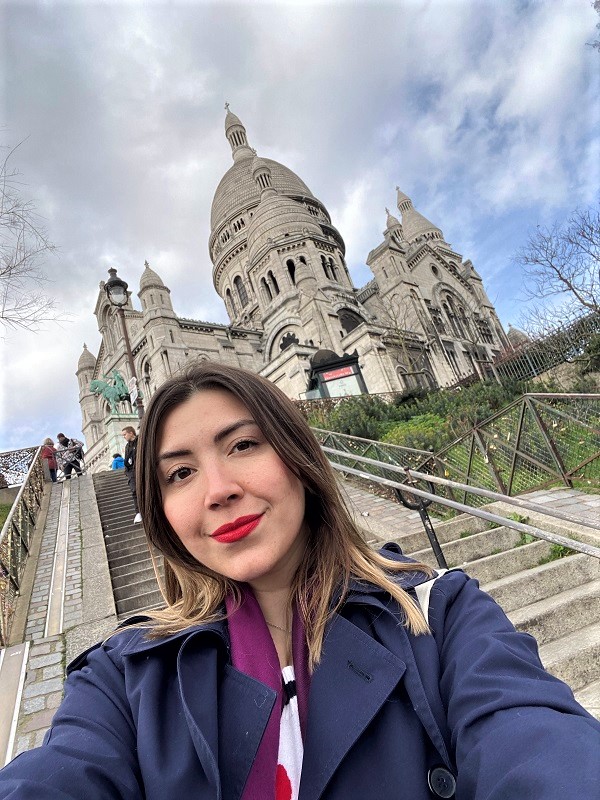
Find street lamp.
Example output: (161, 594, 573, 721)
(105, 267, 144, 418)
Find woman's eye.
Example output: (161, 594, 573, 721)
(233, 439, 258, 453)
(167, 466, 193, 483)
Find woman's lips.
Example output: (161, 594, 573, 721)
(210, 514, 263, 543)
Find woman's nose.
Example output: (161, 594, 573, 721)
(203, 463, 243, 508)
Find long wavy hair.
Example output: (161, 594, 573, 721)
(136, 361, 431, 668)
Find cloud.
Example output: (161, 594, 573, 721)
(1, 0, 598, 451)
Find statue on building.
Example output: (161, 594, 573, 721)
(89, 370, 130, 415)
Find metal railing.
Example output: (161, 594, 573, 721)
(425, 393, 600, 506)
(321, 445, 600, 563)
(311, 428, 431, 470)
(0, 448, 45, 646)
(313, 393, 600, 510)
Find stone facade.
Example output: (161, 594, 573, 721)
(79, 109, 508, 473)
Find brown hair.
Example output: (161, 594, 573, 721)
(121, 426, 136, 436)
(136, 361, 431, 668)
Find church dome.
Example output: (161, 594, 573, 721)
(396, 187, 443, 244)
(77, 343, 96, 372)
(139, 261, 166, 291)
(210, 157, 315, 234)
(246, 191, 323, 265)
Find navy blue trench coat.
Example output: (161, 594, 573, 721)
(1, 557, 599, 799)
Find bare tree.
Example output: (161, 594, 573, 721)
(0, 141, 58, 331)
(515, 202, 600, 333)
(589, 1, 600, 52)
(373, 292, 437, 389)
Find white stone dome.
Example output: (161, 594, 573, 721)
(77, 343, 96, 371)
(139, 262, 166, 291)
(246, 192, 323, 265)
(210, 157, 315, 234)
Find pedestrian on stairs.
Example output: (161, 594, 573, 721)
(111, 452, 125, 470)
(1, 362, 598, 800)
(55, 433, 84, 479)
(122, 425, 142, 524)
(40, 438, 58, 482)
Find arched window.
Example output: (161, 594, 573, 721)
(268, 270, 280, 295)
(261, 277, 272, 302)
(286, 259, 296, 285)
(299, 256, 307, 265)
(142, 359, 152, 400)
(234, 276, 248, 307)
(280, 331, 300, 351)
(443, 296, 461, 338)
(321, 255, 331, 279)
(226, 288, 237, 316)
(339, 308, 364, 335)
(328, 258, 338, 281)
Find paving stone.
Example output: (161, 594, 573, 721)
(23, 677, 65, 698)
(27, 652, 62, 669)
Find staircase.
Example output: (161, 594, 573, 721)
(93, 471, 163, 618)
(356, 502, 600, 718)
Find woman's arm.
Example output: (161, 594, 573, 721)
(432, 571, 600, 799)
(0, 643, 142, 800)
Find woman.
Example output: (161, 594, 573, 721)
(40, 437, 57, 482)
(1, 363, 598, 799)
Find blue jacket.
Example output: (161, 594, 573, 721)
(111, 456, 125, 470)
(1, 555, 598, 799)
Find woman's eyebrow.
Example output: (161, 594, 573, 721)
(213, 418, 257, 444)
(156, 419, 257, 463)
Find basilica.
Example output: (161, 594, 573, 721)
(78, 108, 509, 471)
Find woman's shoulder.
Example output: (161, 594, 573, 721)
(67, 616, 227, 675)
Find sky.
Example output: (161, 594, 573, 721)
(0, 0, 598, 453)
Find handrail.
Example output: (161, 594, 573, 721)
(0, 447, 45, 646)
(321, 446, 600, 534)
(327, 460, 600, 560)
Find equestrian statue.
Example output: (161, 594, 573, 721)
(89, 370, 137, 415)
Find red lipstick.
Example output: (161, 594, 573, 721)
(211, 514, 263, 543)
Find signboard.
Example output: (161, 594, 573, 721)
(326, 374, 362, 397)
(322, 365, 353, 382)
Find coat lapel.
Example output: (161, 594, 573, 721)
(299, 613, 407, 800)
(176, 632, 276, 800)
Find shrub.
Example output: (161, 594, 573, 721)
(382, 413, 448, 452)
(325, 396, 396, 440)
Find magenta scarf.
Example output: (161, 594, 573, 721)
(225, 586, 310, 800)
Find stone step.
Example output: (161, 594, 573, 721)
(98, 502, 136, 519)
(103, 527, 148, 544)
(111, 564, 159, 590)
(539, 619, 600, 691)
(467, 540, 553, 587)
(484, 553, 600, 612)
(117, 588, 164, 616)
(118, 600, 164, 622)
(114, 575, 161, 603)
(409, 526, 522, 568)
(110, 555, 158, 579)
(105, 541, 151, 562)
(508, 579, 600, 646)
(574, 678, 600, 721)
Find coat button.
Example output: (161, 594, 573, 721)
(427, 766, 456, 798)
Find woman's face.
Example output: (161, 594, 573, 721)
(156, 388, 308, 593)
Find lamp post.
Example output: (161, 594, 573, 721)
(104, 267, 144, 418)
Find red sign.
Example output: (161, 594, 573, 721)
(322, 366, 353, 381)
